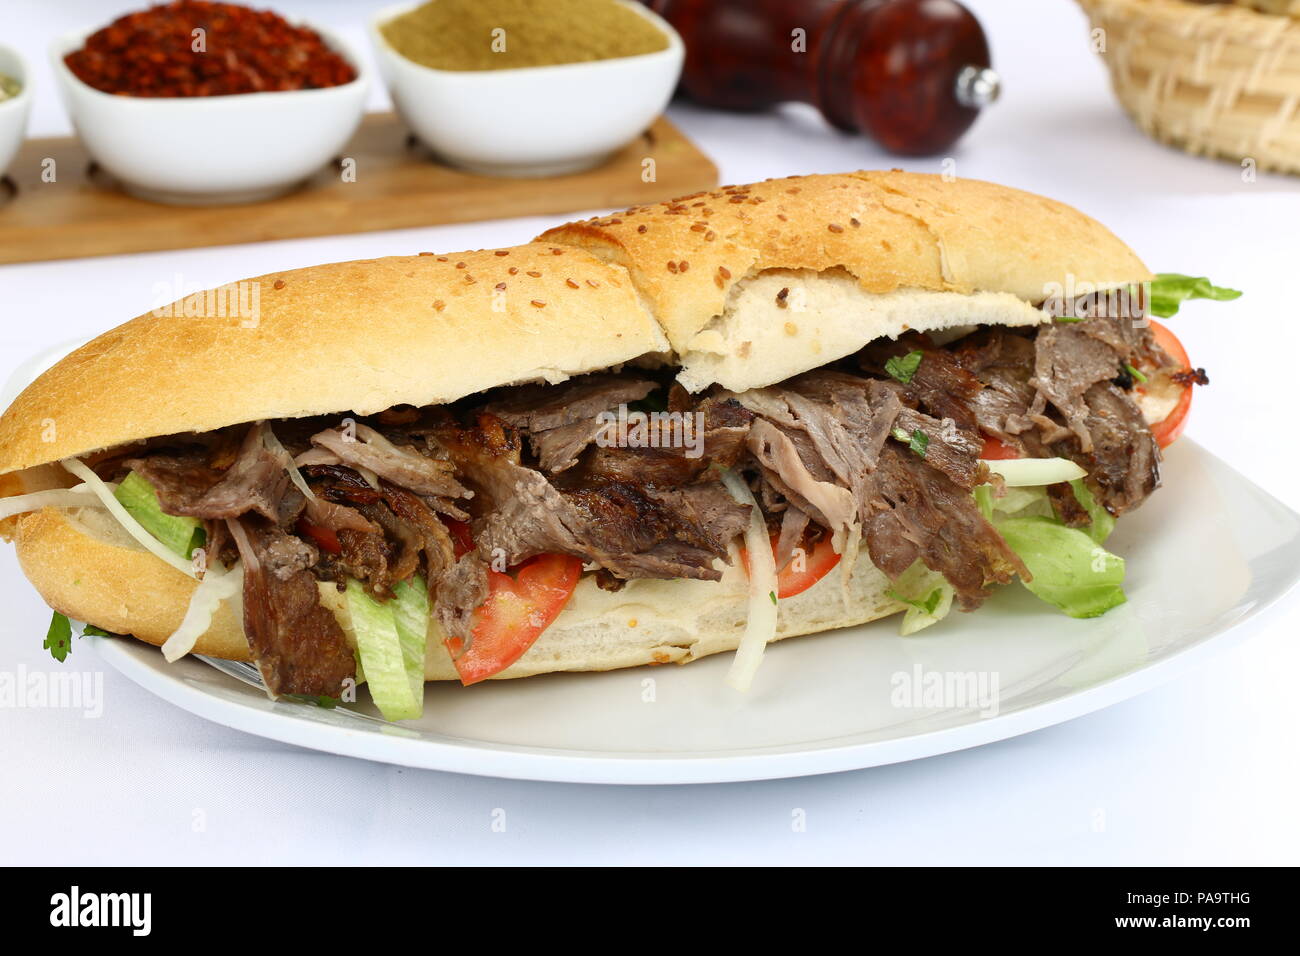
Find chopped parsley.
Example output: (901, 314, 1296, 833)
(1124, 363, 1148, 384)
(884, 350, 924, 384)
(44, 612, 73, 662)
(769, 591, 778, 606)
(893, 426, 930, 458)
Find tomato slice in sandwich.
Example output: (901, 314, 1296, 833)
(742, 532, 842, 600)
(445, 552, 583, 686)
(1143, 318, 1196, 449)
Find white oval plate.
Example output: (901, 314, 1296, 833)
(83, 439, 1300, 784)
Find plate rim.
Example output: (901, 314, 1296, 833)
(86, 570, 1295, 785)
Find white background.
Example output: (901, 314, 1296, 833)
(1, 0, 1297, 865)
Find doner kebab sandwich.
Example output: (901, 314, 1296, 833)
(0, 172, 1239, 720)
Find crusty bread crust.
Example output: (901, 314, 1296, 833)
(0, 245, 669, 475)
(12, 506, 907, 679)
(539, 170, 1151, 354)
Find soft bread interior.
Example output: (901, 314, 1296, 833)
(676, 268, 1051, 393)
(13, 506, 906, 680)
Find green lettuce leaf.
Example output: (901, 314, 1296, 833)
(114, 471, 205, 559)
(1148, 273, 1241, 318)
(345, 578, 428, 721)
(995, 516, 1126, 618)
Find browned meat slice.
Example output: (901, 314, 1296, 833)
(1025, 323, 1124, 449)
(486, 374, 658, 433)
(891, 405, 987, 489)
(227, 517, 355, 697)
(311, 422, 471, 501)
(130, 422, 297, 524)
(486, 373, 658, 473)
(435, 413, 748, 583)
(858, 333, 984, 431)
(1072, 382, 1161, 515)
(861, 446, 1027, 610)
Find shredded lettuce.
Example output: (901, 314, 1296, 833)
(1147, 273, 1241, 318)
(114, 471, 205, 560)
(887, 564, 955, 636)
(344, 578, 428, 721)
(1068, 479, 1114, 545)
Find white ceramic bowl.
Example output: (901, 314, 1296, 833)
(370, 0, 683, 177)
(0, 44, 33, 180)
(50, 22, 371, 205)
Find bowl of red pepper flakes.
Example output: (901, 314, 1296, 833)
(52, 1, 371, 204)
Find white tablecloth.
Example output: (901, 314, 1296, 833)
(2, 0, 1297, 865)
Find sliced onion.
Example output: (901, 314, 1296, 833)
(161, 561, 243, 662)
(0, 484, 102, 520)
(262, 424, 316, 502)
(720, 468, 779, 693)
(60, 458, 196, 577)
(982, 457, 1086, 487)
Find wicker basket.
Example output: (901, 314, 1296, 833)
(1077, 0, 1300, 174)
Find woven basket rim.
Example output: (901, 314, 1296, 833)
(1076, 0, 1300, 38)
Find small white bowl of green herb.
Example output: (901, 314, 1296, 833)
(0, 43, 33, 181)
(371, 0, 684, 177)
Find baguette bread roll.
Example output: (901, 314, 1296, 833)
(0, 171, 1153, 678)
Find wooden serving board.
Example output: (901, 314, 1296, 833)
(0, 113, 717, 264)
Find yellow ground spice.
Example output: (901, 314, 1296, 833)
(381, 0, 669, 71)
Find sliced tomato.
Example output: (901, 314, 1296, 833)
(445, 552, 582, 685)
(295, 517, 341, 555)
(742, 532, 842, 600)
(1144, 318, 1194, 449)
(979, 435, 1021, 460)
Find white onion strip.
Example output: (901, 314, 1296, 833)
(721, 469, 780, 693)
(262, 424, 316, 502)
(0, 484, 102, 520)
(982, 456, 1086, 487)
(162, 560, 243, 662)
(60, 458, 196, 577)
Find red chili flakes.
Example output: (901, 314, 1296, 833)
(508, 267, 519, 275)
(272, 279, 285, 290)
(455, 261, 466, 269)
(551, 248, 564, 255)
(690, 223, 706, 232)
(432, 300, 446, 311)
(705, 230, 716, 241)
(494, 250, 510, 256)
(526, 270, 542, 278)
(667, 261, 678, 274)
(530, 300, 546, 308)
(828, 223, 844, 233)
(585, 279, 600, 287)
(850, 217, 861, 228)
(776, 287, 790, 309)
(464, 274, 476, 284)
(679, 260, 689, 272)
(719, 266, 731, 279)
(565, 278, 579, 289)
(417, 251, 433, 256)
(637, 224, 648, 234)
(436, 256, 449, 262)
(495, 282, 507, 290)
(64, 1, 357, 97)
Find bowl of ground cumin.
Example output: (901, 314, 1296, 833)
(371, 0, 683, 176)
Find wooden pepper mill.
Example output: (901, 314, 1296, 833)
(641, 0, 998, 155)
